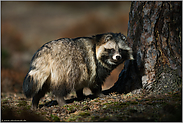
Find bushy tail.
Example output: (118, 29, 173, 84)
(23, 70, 50, 98)
(23, 73, 34, 98)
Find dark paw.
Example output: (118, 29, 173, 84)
(44, 100, 58, 107)
(77, 95, 86, 101)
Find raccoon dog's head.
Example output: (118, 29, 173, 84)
(94, 33, 134, 69)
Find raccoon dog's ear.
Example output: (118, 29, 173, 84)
(120, 33, 127, 40)
(105, 35, 113, 42)
(105, 35, 112, 42)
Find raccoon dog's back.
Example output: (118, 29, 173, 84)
(23, 37, 96, 98)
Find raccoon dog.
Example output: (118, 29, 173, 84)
(23, 32, 134, 109)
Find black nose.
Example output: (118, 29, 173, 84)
(116, 55, 121, 60)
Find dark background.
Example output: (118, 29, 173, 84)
(1, 1, 131, 93)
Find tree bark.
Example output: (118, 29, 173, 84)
(103, 1, 182, 95)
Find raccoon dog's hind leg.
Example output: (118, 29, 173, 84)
(32, 79, 50, 109)
(52, 83, 71, 107)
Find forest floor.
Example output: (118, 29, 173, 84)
(1, 89, 182, 122)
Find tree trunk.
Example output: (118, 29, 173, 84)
(103, 1, 182, 95)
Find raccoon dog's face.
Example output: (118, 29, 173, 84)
(95, 33, 134, 68)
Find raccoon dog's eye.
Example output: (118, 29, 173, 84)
(119, 49, 123, 52)
(110, 49, 115, 52)
(119, 49, 128, 54)
(107, 49, 115, 53)
(105, 35, 112, 42)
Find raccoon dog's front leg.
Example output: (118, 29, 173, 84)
(90, 84, 103, 97)
(76, 88, 85, 100)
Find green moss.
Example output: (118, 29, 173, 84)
(103, 101, 120, 106)
(130, 101, 138, 105)
(41, 112, 47, 115)
(65, 111, 90, 122)
(1, 105, 10, 111)
(82, 105, 90, 110)
(102, 101, 132, 111)
(66, 115, 82, 122)
(50, 114, 60, 122)
(98, 116, 115, 122)
(64, 104, 77, 112)
(79, 111, 90, 117)
(91, 115, 100, 121)
(93, 98, 100, 102)
(120, 101, 131, 106)
(102, 102, 112, 105)
(17, 100, 27, 107)
(2, 99, 9, 104)
(24, 105, 31, 110)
